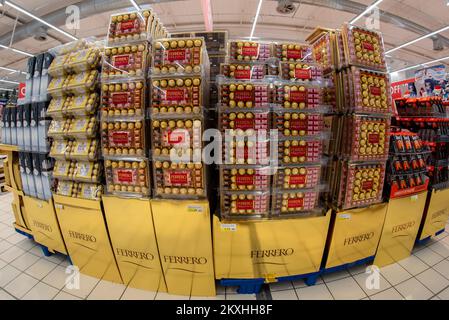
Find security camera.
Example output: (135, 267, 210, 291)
(34, 26, 48, 42)
(276, 0, 297, 14)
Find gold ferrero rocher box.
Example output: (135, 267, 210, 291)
(325, 204, 387, 269)
(103, 196, 166, 292)
(375, 192, 426, 267)
(151, 199, 215, 297)
(53, 195, 122, 284)
(213, 211, 331, 281)
(419, 188, 449, 241)
(23, 195, 67, 255)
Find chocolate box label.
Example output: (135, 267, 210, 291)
(234, 69, 251, 80)
(167, 49, 187, 62)
(289, 91, 307, 103)
(362, 41, 374, 51)
(110, 131, 131, 146)
(289, 174, 306, 185)
(165, 88, 185, 101)
(362, 180, 374, 191)
(167, 130, 187, 144)
(295, 68, 311, 80)
(234, 118, 255, 130)
(234, 90, 254, 102)
(236, 175, 254, 186)
(290, 119, 307, 131)
(113, 54, 131, 67)
(114, 169, 136, 184)
(236, 199, 254, 210)
(287, 198, 304, 208)
(287, 49, 302, 60)
(167, 171, 190, 186)
(290, 145, 307, 157)
(111, 92, 130, 105)
(370, 86, 381, 96)
(368, 133, 380, 144)
(242, 46, 258, 57)
(119, 21, 136, 31)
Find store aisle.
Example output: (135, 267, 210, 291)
(0, 191, 448, 300)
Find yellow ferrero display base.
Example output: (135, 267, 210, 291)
(53, 195, 122, 284)
(418, 188, 449, 241)
(23, 195, 67, 255)
(374, 192, 426, 267)
(151, 199, 215, 297)
(10, 188, 31, 231)
(213, 211, 331, 281)
(103, 196, 166, 292)
(0, 144, 22, 191)
(324, 204, 388, 269)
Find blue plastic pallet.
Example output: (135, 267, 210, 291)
(14, 227, 72, 265)
(415, 228, 446, 246)
(219, 256, 374, 294)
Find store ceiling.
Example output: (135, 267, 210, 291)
(0, 0, 448, 90)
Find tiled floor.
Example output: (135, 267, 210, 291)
(1, 191, 449, 300)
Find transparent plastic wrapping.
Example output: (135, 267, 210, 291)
(222, 134, 270, 166)
(101, 119, 146, 158)
(219, 63, 267, 80)
(340, 114, 390, 161)
(219, 109, 271, 133)
(272, 43, 314, 63)
(46, 96, 68, 118)
(195, 31, 228, 53)
(151, 37, 206, 75)
(73, 161, 102, 183)
(336, 161, 386, 210)
(64, 93, 99, 117)
(273, 164, 322, 190)
(218, 81, 271, 109)
(48, 119, 69, 138)
(65, 70, 99, 95)
(102, 42, 150, 81)
(52, 159, 77, 180)
(47, 76, 70, 97)
(69, 139, 99, 161)
(271, 189, 320, 215)
(49, 39, 93, 56)
(151, 116, 203, 159)
(152, 160, 206, 198)
(49, 139, 70, 159)
(273, 83, 322, 110)
(66, 47, 102, 73)
(107, 9, 166, 45)
(66, 116, 98, 139)
(227, 41, 273, 62)
(341, 24, 387, 72)
(100, 80, 146, 118)
(344, 67, 391, 114)
(220, 190, 270, 219)
(279, 62, 323, 82)
(48, 54, 70, 77)
(277, 137, 323, 165)
(104, 158, 150, 197)
(210, 54, 226, 79)
(273, 110, 325, 138)
(311, 33, 333, 73)
(220, 166, 271, 191)
(55, 181, 103, 200)
(151, 77, 204, 115)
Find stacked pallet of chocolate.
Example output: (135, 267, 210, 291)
(309, 24, 391, 210)
(150, 37, 210, 199)
(270, 42, 330, 217)
(217, 40, 275, 220)
(100, 9, 168, 197)
(46, 39, 103, 200)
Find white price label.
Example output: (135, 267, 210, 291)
(220, 223, 237, 232)
(339, 213, 351, 219)
(187, 205, 203, 213)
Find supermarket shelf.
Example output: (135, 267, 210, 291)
(4, 185, 24, 196)
(431, 181, 449, 191)
(0, 144, 19, 152)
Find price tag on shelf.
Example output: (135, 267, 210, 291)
(220, 223, 237, 232)
(411, 195, 418, 202)
(187, 205, 203, 213)
(339, 213, 351, 220)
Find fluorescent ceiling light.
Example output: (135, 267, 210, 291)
(0, 79, 20, 85)
(0, 88, 14, 92)
(4, 1, 78, 41)
(350, 0, 383, 25)
(128, 0, 141, 11)
(0, 66, 26, 75)
(0, 44, 33, 57)
(391, 55, 449, 73)
(386, 25, 449, 54)
(249, 0, 263, 40)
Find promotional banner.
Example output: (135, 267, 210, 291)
(414, 65, 448, 98)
